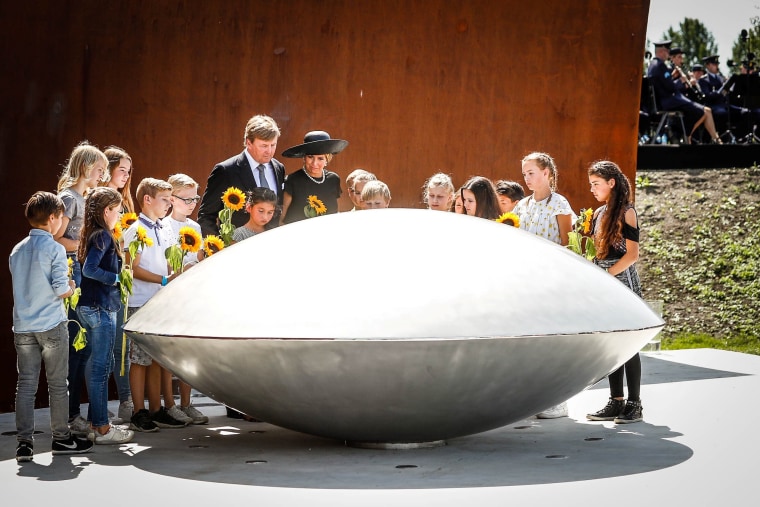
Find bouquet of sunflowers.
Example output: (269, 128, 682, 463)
(567, 208, 596, 261)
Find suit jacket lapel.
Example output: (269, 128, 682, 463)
(237, 151, 256, 190)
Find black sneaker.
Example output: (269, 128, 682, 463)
(130, 408, 159, 433)
(614, 399, 643, 424)
(16, 441, 33, 462)
(587, 397, 626, 421)
(151, 406, 188, 428)
(52, 435, 94, 455)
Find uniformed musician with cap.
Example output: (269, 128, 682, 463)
(647, 40, 721, 143)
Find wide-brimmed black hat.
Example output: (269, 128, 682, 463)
(281, 131, 349, 158)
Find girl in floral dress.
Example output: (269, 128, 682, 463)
(513, 152, 575, 246)
(513, 152, 576, 419)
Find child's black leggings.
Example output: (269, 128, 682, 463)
(608, 352, 641, 401)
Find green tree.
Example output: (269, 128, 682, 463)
(730, 17, 760, 73)
(662, 18, 718, 70)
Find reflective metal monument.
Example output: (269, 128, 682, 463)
(124, 209, 663, 444)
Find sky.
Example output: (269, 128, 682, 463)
(646, 1, 760, 73)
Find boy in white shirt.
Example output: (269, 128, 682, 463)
(123, 178, 187, 432)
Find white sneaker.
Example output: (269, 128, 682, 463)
(116, 400, 134, 424)
(181, 404, 209, 424)
(166, 405, 193, 425)
(95, 426, 134, 445)
(69, 415, 94, 437)
(536, 401, 569, 419)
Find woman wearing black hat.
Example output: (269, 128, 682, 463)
(279, 131, 348, 225)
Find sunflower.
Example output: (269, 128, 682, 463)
(112, 222, 123, 241)
(203, 235, 225, 256)
(495, 212, 520, 227)
(135, 226, 154, 247)
(307, 195, 327, 215)
(120, 212, 138, 230)
(222, 187, 246, 211)
(67, 256, 74, 278)
(581, 208, 593, 234)
(179, 226, 202, 253)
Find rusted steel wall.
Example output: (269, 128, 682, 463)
(0, 1, 649, 411)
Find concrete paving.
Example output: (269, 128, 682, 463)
(1, 348, 757, 506)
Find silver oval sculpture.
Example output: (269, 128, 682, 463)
(125, 209, 663, 444)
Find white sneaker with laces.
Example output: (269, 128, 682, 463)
(181, 404, 209, 425)
(166, 405, 193, 425)
(95, 426, 134, 445)
(536, 401, 569, 419)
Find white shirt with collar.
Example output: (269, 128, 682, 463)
(244, 151, 277, 195)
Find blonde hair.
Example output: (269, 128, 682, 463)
(353, 171, 377, 188)
(346, 168, 371, 189)
(361, 180, 391, 203)
(423, 172, 455, 205)
(167, 173, 199, 192)
(57, 141, 108, 192)
(521, 152, 558, 192)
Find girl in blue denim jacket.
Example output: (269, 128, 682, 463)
(77, 187, 134, 445)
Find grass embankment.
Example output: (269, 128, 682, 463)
(635, 166, 760, 355)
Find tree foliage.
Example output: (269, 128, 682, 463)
(730, 17, 760, 73)
(662, 18, 718, 70)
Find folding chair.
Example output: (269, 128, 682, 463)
(642, 77, 688, 144)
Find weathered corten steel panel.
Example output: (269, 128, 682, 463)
(0, 1, 649, 411)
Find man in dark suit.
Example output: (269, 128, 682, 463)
(197, 114, 285, 236)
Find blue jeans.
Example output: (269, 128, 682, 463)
(14, 321, 71, 442)
(77, 306, 117, 428)
(67, 256, 91, 420)
(112, 306, 131, 402)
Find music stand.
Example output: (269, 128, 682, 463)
(728, 74, 760, 144)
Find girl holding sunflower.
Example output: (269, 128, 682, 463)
(585, 160, 644, 425)
(101, 145, 136, 424)
(166, 174, 205, 267)
(76, 187, 134, 444)
(279, 131, 348, 225)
